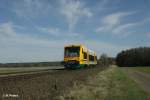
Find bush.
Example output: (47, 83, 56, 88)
(98, 54, 115, 66)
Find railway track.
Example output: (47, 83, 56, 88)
(0, 66, 102, 80)
(0, 66, 65, 80)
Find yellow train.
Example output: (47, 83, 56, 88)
(64, 44, 97, 69)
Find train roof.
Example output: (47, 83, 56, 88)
(64, 44, 84, 48)
(64, 44, 96, 55)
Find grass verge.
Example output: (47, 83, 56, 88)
(59, 66, 150, 100)
(131, 67, 150, 74)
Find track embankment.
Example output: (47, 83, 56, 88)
(0, 65, 105, 100)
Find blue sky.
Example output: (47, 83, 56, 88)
(0, 0, 150, 63)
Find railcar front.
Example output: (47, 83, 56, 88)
(64, 45, 81, 69)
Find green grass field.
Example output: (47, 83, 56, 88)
(60, 66, 150, 100)
(130, 67, 150, 74)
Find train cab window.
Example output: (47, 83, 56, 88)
(65, 47, 80, 57)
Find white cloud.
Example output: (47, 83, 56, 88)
(12, 0, 93, 31)
(0, 22, 17, 37)
(95, 27, 105, 33)
(96, 12, 133, 33)
(112, 17, 150, 36)
(38, 26, 82, 38)
(94, 11, 150, 38)
(60, 0, 92, 31)
(39, 27, 60, 36)
(112, 23, 137, 34)
(103, 12, 123, 26)
(12, 0, 51, 20)
(0, 22, 57, 47)
(95, 11, 150, 37)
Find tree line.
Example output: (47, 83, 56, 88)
(116, 47, 150, 67)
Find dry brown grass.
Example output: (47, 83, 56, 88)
(60, 65, 150, 100)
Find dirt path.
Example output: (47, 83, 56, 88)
(121, 67, 150, 93)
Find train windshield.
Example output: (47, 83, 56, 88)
(65, 47, 80, 57)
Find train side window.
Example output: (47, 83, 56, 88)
(84, 52, 87, 59)
(92, 56, 94, 61)
(89, 55, 94, 61)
